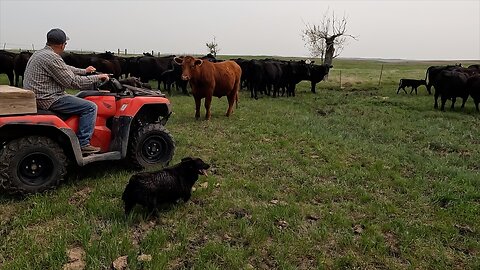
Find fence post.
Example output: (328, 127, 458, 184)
(125, 49, 127, 55)
(339, 70, 342, 89)
(378, 64, 384, 86)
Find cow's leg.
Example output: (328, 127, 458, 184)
(15, 74, 19, 87)
(426, 84, 432, 95)
(475, 100, 479, 112)
(440, 97, 447, 111)
(7, 71, 14, 86)
(311, 81, 316, 93)
(434, 91, 439, 109)
(396, 86, 401, 94)
(410, 87, 417, 95)
(204, 95, 212, 120)
(451, 97, 456, 110)
(182, 83, 189, 96)
(194, 96, 201, 119)
(461, 96, 468, 109)
(226, 92, 236, 117)
(273, 83, 279, 98)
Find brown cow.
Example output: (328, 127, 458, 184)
(174, 56, 241, 120)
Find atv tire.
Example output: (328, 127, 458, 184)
(128, 123, 175, 169)
(0, 136, 68, 195)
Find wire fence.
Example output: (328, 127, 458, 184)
(1, 42, 176, 56)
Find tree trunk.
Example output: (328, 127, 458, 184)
(324, 37, 335, 66)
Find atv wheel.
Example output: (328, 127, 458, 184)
(0, 136, 68, 195)
(128, 123, 175, 169)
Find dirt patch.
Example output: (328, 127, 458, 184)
(63, 246, 86, 270)
(316, 107, 335, 116)
(68, 187, 93, 207)
(224, 207, 252, 220)
(130, 220, 157, 248)
(0, 204, 17, 221)
(383, 231, 400, 256)
(0, 204, 17, 240)
(427, 142, 466, 156)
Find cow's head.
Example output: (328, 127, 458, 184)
(174, 56, 203, 81)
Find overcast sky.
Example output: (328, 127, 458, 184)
(0, 0, 479, 60)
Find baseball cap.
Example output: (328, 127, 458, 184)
(47, 28, 69, 45)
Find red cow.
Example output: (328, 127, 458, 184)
(174, 56, 241, 120)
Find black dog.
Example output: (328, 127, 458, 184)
(122, 157, 210, 214)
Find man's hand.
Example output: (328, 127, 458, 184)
(98, 74, 110, 81)
(86, 66, 96, 73)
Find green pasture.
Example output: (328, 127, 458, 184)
(0, 58, 479, 269)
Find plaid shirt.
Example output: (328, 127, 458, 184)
(23, 46, 102, 109)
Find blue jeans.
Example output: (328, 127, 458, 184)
(49, 95, 97, 147)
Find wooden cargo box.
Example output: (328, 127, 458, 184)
(0, 85, 37, 115)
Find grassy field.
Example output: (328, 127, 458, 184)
(1, 58, 479, 269)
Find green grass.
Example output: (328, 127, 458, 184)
(1, 58, 479, 269)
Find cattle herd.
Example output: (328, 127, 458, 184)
(0, 50, 331, 97)
(397, 64, 480, 111)
(1, 49, 480, 114)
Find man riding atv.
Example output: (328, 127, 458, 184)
(0, 29, 175, 195)
(24, 28, 109, 154)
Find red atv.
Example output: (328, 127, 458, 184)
(0, 78, 175, 195)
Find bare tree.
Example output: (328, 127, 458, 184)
(206, 36, 220, 57)
(302, 10, 357, 66)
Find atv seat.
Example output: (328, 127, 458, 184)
(37, 109, 72, 121)
(76, 91, 116, 98)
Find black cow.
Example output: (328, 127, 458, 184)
(91, 51, 122, 78)
(250, 59, 284, 99)
(160, 64, 188, 95)
(245, 60, 264, 99)
(62, 52, 122, 78)
(396, 78, 426, 95)
(232, 58, 250, 90)
(122, 56, 141, 78)
(425, 65, 460, 95)
(285, 60, 311, 97)
(434, 70, 469, 111)
(309, 64, 332, 93)
(0, 50, 16, 86)
(62, 52, 93, 68)
(13, 51, 32, 87)
(467, 75, 480, 111)
(137, 55, 175, 90)
(467, 64, 480, 71)
(201, 53, 220, 62)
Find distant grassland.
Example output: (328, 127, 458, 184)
(0, 57, 479, 269)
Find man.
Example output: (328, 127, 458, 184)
(24, 28, 109, 154)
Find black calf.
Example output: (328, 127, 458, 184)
(397, 79, 427, 95)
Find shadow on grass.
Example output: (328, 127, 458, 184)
(67, 160, 136, 180)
